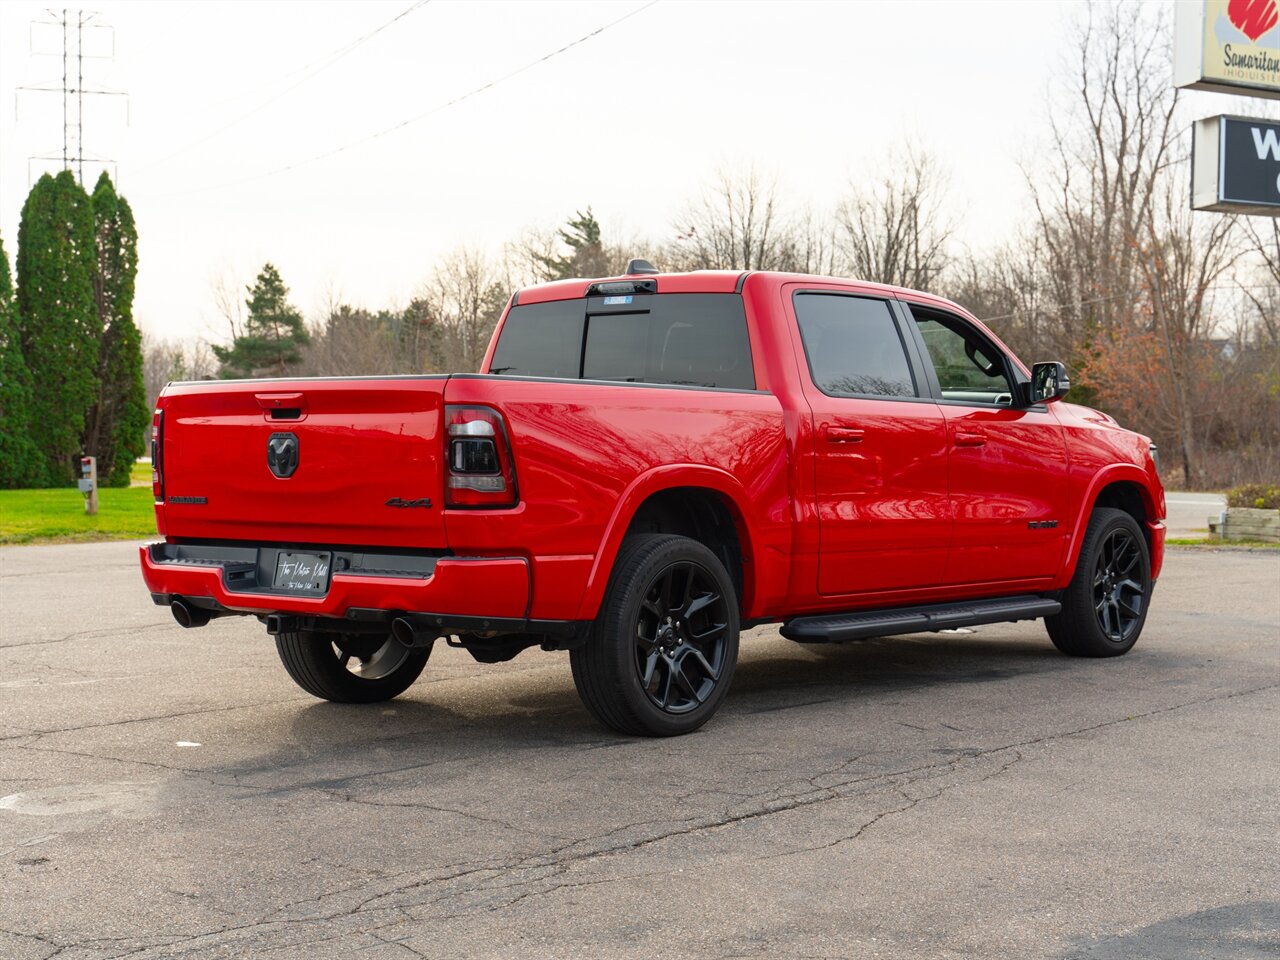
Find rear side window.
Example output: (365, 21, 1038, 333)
(489, 294, 754, 390)
(487, 301, 583, 379)
(793, 293, 917, 399)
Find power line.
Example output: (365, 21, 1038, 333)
(134, 0, 431, 172)
(147, 0, 659, 197)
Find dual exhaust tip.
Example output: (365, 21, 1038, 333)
(171, 599, 433, 648)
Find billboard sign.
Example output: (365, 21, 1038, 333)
(1192, 115, 1280, 214)
(1175, 0, 1280, 99)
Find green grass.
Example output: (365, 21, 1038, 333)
(0, 485, 158, 545)
(130, 459, 151, 485)
(1167, 537, 1280, 550)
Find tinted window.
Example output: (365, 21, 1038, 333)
(490, 294, 754, 390)
(794, 294, 916, 398)
(488, 300, 583, 378)
(583, 295, 753, 389)
(913, 313, 1013, 404)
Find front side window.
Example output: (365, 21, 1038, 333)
(793, 293, 917, 399)
(911, 311, 1014, 405)
(489, 294, 754, 390)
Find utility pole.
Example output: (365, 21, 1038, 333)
(16, 8, 127, 186)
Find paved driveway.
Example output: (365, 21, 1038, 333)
(1, 540, 1276, 959)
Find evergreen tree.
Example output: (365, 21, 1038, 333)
(212, 263, 310, 378)
(15, 171, 99, 486)
(536, 208, 611, 280)
(0, 237, 41, 488)
(83, 172, 147, 487)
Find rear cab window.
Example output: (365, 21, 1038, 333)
(489, 293, 755, 390)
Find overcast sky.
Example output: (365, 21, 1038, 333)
(0, 0, 1238, 344)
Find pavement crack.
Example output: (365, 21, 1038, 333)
(0, 697, 312, 744)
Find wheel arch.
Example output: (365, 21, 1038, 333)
(1062, 466, 1163, 584)
(576, 467, 759, 622)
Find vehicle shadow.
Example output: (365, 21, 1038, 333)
(1054, 901, 1280, 959)
(190, 630, 1185, 797)
(247, 633, 1068, 757)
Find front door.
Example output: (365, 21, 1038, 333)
(905, 305, 1070, 584)
(789, 290, 951, 596)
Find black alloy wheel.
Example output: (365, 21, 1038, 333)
(572, 534, 741, 736)
(1092, 527, 1146, 644)
(634, 559, 732, 714)
(1046, 507, 1152, 658)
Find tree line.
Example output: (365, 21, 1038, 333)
(149, 5, 1276, 488)
(0, 171, 147, 488)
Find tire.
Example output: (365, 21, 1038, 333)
(1046, 507, 1152, 657)
(571, 534, 740, 737)
(275, 630, 431, 703)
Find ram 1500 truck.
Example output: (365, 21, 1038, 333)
(141, 265, 1166, 736)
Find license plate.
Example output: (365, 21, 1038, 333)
(272, 551, 331, 594)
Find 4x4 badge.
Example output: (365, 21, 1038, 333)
(267, 432, 299, 478)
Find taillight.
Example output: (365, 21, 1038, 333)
(151, 408, 164, 502)
(444, 405, 518, 508)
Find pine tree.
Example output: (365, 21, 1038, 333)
(82, 173, 147, 487)
(15, 171, 100, 486)
(0, 237, 41, 488)
(212, 263, 310, 379)
(535, 208, 611, 280)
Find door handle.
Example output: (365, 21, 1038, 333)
(824, 426, 865, 443)
(954, 430, 986, 447)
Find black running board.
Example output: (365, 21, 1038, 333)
(780, 595, 1061, 644)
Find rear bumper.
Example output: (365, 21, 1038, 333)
(140, 542, 530, 622)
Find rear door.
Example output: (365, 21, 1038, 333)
(158, 377, 448, 549)
(901, 302, 1069, 584)
(786, 288, 951, 595)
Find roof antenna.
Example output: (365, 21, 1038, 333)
(625, 258, 659, 275)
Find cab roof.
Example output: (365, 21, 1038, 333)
(512, 269, 970, 317)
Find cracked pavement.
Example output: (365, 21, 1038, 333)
(1, 540, 1277, 959)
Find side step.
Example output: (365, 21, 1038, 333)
(780, 595, 1061, 644)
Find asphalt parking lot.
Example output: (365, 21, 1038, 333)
(1, 539, 1276, 960)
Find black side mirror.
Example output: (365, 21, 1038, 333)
(1028, 361, 1071, 404)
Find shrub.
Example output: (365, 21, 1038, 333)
(1226, 483, 1280, 510)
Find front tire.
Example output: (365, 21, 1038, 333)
(275, 630, 431, 702)
(1046, 508, 1151, 657)
(571, 534, 740, 737)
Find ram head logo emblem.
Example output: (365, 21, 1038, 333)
(267, 432, 299, 479)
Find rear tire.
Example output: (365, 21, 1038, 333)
(1046, 507, 1151, 658)
(571, 534, 740, 737)
(275, 630, 430, 702)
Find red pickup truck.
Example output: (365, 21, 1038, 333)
(141, 265, 1166, 736)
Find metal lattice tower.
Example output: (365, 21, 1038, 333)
(16, 8, 127, 186)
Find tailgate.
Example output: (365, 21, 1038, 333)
(157, 377, 448, 549)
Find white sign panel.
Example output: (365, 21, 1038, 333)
(1175, 0, 1280, 100)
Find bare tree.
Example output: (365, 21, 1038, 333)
(834, 148, 953, 289)
(673, 168, 793, 270)
(1029, 3, 1181, 339)
(779, 207, 841, 276)
(422, 247, 510, 372)
(209, 268, 246, 342)
(1240, 219, 1280, 346)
